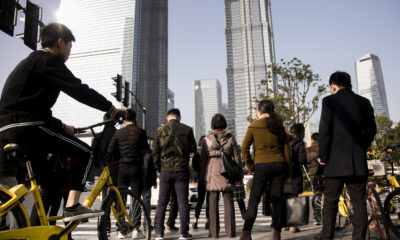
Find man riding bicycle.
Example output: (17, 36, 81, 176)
(0, 23, 122, 222)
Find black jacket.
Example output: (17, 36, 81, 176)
(106, 124, 149, 164)
(319, 88, 377, 177)
(288, 137, 307, 196)
(0, 50, 112, 130)
(152, 120, 197, 172)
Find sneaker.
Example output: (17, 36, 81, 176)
(192, 221, 198, 229)
(155, 234, 164, 240)
(63, 204, 104, 222)
(179, 233, 192, 240)
(289, 226, 300, 233)
(132, 229, 145, 239)
(118, 231, 128, 239)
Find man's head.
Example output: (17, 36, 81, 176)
(40, 23, 75, 62)
(311, 132, 319, 143)
(329, 71, 352, 94)
(166, 108, 181, 122)
(124, 109, 137, 124)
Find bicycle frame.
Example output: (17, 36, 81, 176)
(0, 164, 131, 240)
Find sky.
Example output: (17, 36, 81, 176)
(1, 0, 399, 127)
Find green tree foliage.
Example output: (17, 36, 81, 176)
(249, 57, 327, 127)
(371, 116, 400, 162)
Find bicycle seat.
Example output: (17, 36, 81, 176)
(3, 143, 28, 162)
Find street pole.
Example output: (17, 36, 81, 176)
(142, 107, 146, 130)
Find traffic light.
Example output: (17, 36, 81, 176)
(24, 0, 41, 50)
(0, 0, 17, 37)
(111, 74, 122, 102)
(123, 81, 130, 107)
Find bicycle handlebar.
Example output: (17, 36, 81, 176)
(74, 119, 114, 134)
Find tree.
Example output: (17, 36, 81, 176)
(249, 57, 327, 127)
(373, 115, 394, 150)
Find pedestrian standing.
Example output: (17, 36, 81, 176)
(240, 100, 291, 240)
(192, 135, 210, 230)
(152, 108, 197, 240)
(106, 109, 148, 239)
(318, 71, 377, 240)
(201, 114, 242, 238)
(286, 123, 307, 233)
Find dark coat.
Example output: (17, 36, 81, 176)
(319, 88, 377, 177)
(288, 137, 307, 196)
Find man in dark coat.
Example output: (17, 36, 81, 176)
(318, 71, 377, 240)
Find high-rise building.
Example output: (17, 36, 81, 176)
(53, 0, 168, 138)
(355, 53, 389, 117)
(224, 0, 276, 143)
(167, 88, 175, 110)
(194, 79, 222, 142)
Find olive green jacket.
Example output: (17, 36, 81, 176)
(152, 120, 197, 172)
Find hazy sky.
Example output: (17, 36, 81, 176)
(1, 0, 399, 127)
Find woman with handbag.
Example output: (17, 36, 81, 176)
(200, 113, 242, 238)
(240, 100, 291, 240)
(285, 123, 307, 233)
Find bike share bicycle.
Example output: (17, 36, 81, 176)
(0, 117, 151, 240)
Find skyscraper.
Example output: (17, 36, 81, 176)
(224, 0, 276, 143)
(167, 88, 175, 110)
(194, 79, 222, 142)
(53, 0, 168, 138)
(355, 53, 390, 117)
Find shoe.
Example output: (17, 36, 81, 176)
(63, 204, 104, 222)
(166, 226, 179, 232)
(132, 229, 145, 239)
(289, 226, 299, 233)
(205, 222, 209, 229)
(117, 231, 127, 239)
(192, 221, 198, 229)
(314, 220, 321, 226)
(239, 230, 252, 240)
(273, 230, 281, 240)
(179, 233, 192, 240)
(155, 234, 164, 240)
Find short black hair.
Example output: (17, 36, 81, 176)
(329, 71, 352, 88)
(311, 132, 319, 141)
(198, 135, 206, 146)
(289, 123, 305, 139)
(167, 108, 181, 118)
(126, 109, 137, 122)
(40, 23, 75, 48)
(211, 113, 227, 130)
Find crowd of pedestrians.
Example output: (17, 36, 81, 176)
(0, 21, 378, 240)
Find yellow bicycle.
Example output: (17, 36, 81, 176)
(0, 120, 151, 240)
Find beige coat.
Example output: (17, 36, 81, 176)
(201, 130, 242, 192)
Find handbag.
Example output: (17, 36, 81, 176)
(283, 196, 310, 227)
(220, 150, 242, 182)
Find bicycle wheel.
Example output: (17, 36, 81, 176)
(312, 191, 323, 222)
(384, 188, 400, 239)
(0, 189, 28, 231)
(98, 187, 151, 240)
(367, 185, 387, 239)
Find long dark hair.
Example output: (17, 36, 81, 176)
(257, 100, 285, 135)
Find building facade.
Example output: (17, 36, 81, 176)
(355, 53, 389, 117)
(224, 0, 276, 143)
(53, 0, 168, 138)
(167, 88, 175, 110)
(194, 79, 222, 142)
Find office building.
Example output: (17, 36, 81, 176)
(224, 0, 276, 143)
(355, 53, 389, 117)
(53, 0, 168, 138)
(194, 79, 222, 142)
(167, 88, 175, 110)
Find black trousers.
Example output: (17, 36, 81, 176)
(167, 188, 178, 228)
(243, 164, 284, 231)
(321, 176, 367, 240)
(194, 181, 209, 220)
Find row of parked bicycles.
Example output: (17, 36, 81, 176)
(311, 143, 400, 240)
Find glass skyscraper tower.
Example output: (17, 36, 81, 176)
(53, 0, 168, 138)
(224, 0, 276, 143)
(194, 79, 222, 142)
(355, 53, 389, 117)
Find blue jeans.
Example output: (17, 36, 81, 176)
(154, 171, 189, 235)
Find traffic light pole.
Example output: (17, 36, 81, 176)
(127, 89, 146, 130)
